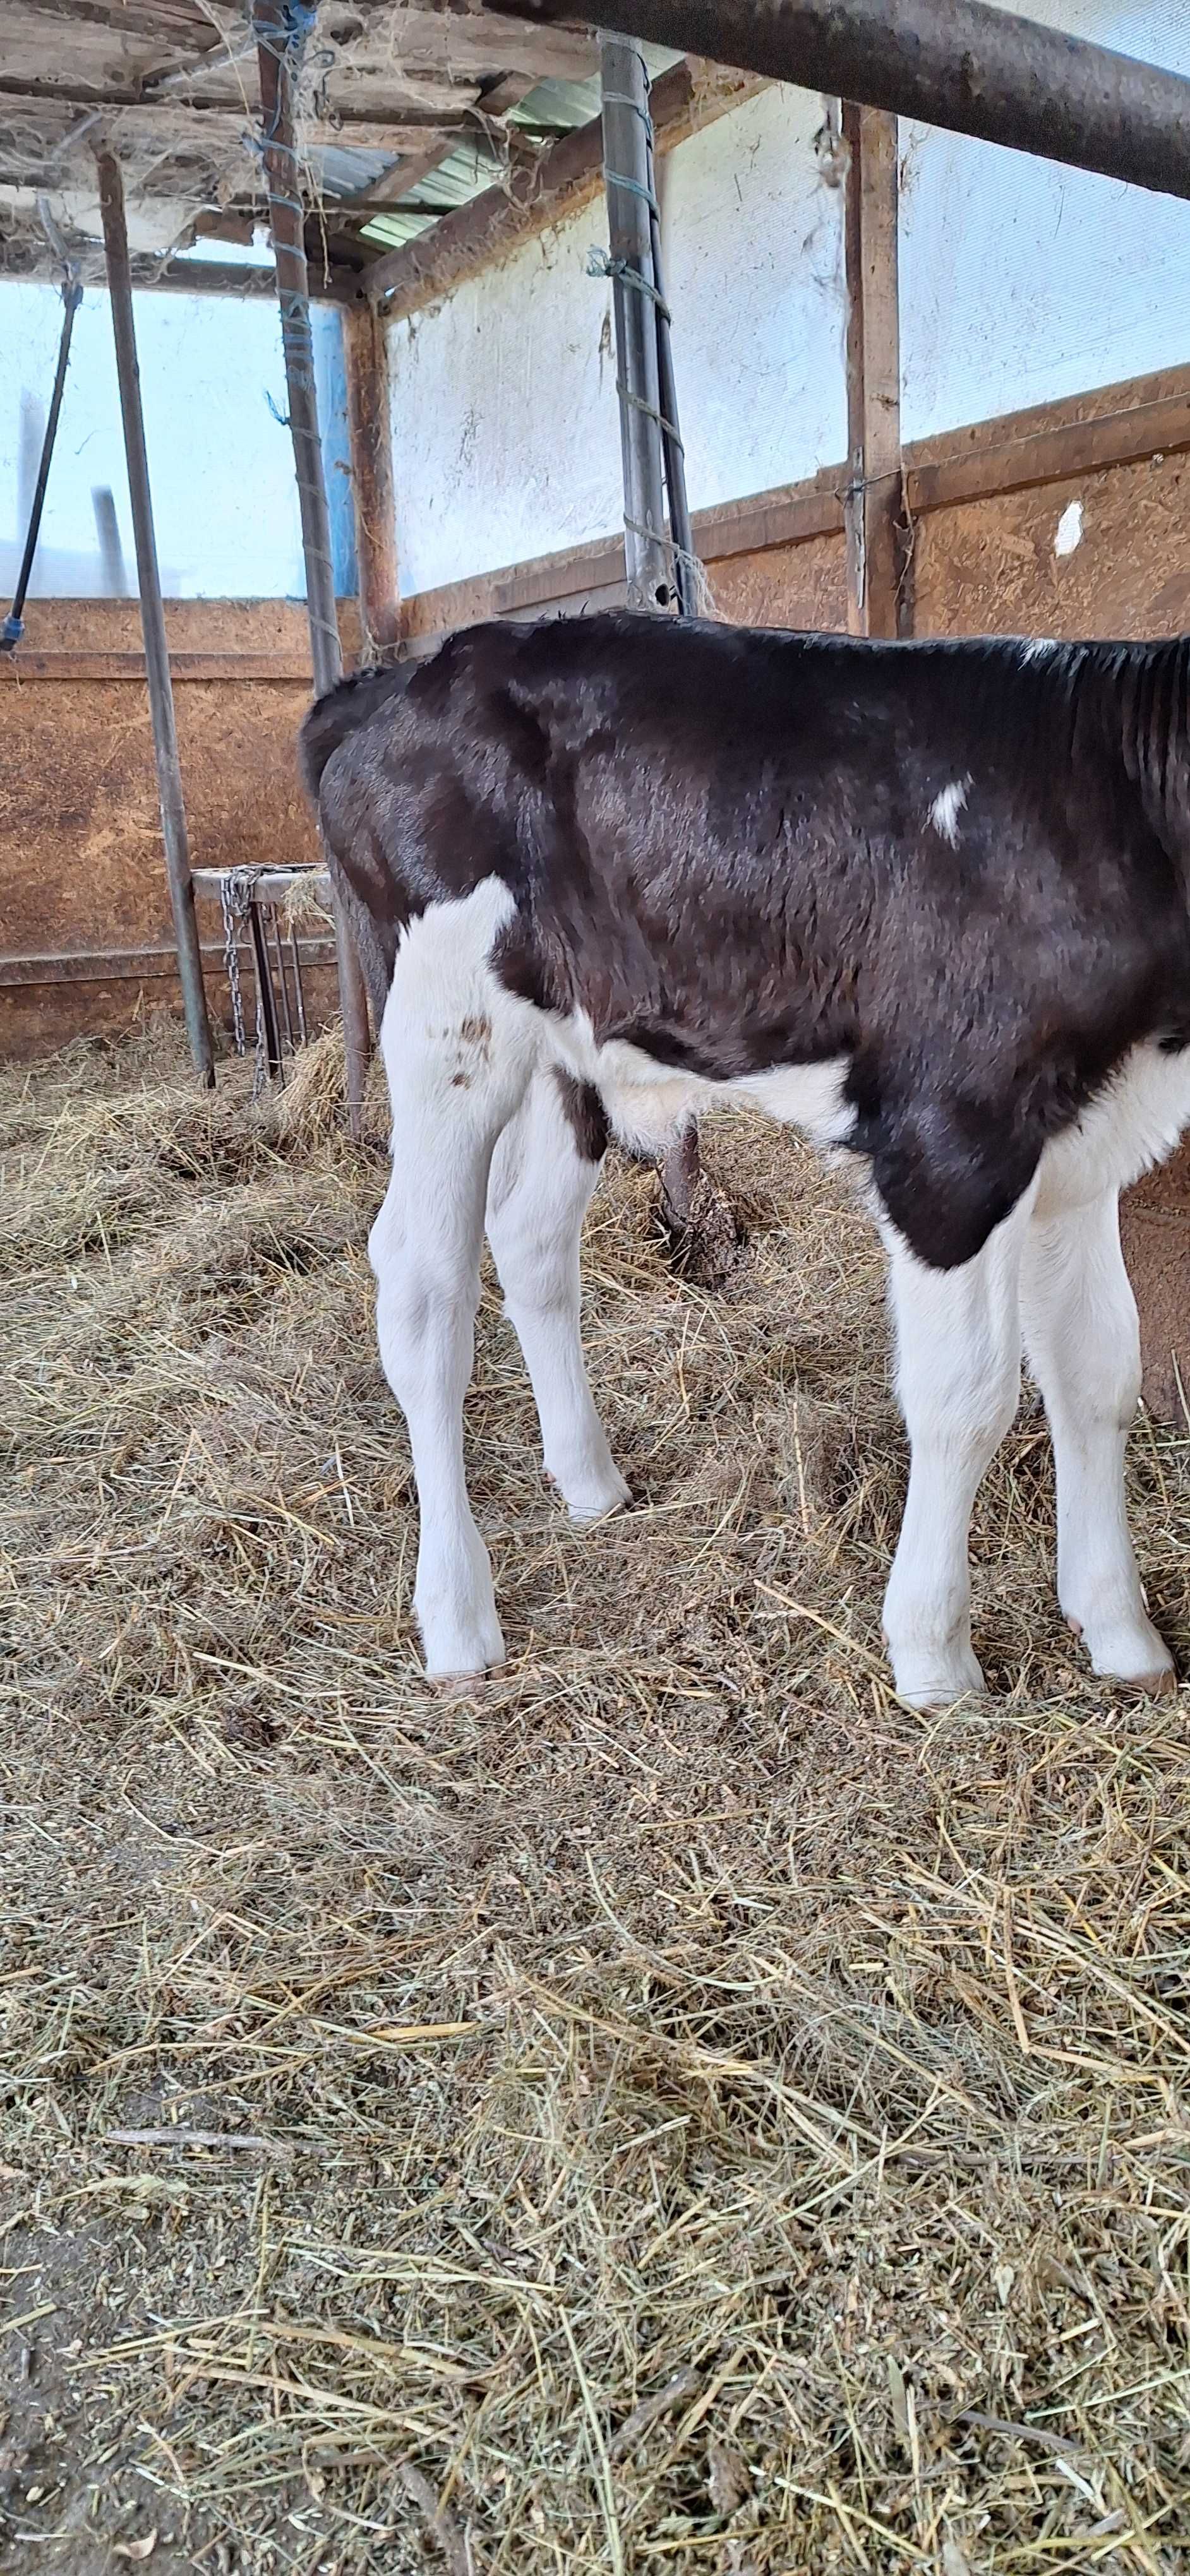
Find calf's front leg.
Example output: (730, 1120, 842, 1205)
(1021, 1187, 1175, 1695)
(880, 1204, 1031, 1711)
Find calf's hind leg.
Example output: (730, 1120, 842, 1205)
(1021, 1186, 1174, 1693)
(486, 1071, 629, 1522)
(370, 890, 532, 1679)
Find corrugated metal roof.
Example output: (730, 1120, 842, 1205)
(358, 45, 680, 252)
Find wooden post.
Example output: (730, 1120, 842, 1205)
(843, 104, 906, 638)
(253, 0, 371, 1130)
(95, 148, 215, 1087)
(342, 301, 400, 659)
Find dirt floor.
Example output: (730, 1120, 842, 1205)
(3, 1023, 1190, 2576)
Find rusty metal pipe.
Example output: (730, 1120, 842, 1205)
(96, 149, 215, 1087)
(498, 0, 1190, 201)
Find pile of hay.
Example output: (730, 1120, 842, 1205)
(3, 1023, 1189, 2575)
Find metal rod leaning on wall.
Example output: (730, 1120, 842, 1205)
(95, 148, 215, 1089)
(253, 0, 371, 1133)
(498, 0, 1190, 204)
(644, 135, 696, 618)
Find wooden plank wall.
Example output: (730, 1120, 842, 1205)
(0, 598, 354, 1056)
(4, 361, 1190, 1058)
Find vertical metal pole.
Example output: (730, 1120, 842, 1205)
(601, 39, 723, 1240)
(644, 141, 699, 616)
(600, 31, 671, 612)
(95, 151, 215, 1087)
(253, 0, 371, 1130)
(342, 301, 400, 659)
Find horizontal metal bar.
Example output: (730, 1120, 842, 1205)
(191, 866, 332, 902)
(0, 941, 335, 990)
(2, 651, 316, 682)
(493, 0, 1190, 200)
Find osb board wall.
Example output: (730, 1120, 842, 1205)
(7, 376, 1190, 1058)
(913, 451, 1190, 638)
(708, 531, 847, 630)
(0, 599, 355, 1055)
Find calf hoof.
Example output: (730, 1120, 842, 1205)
(567, 1468, 632, 1525)
(420, 1619, 507, 1685)
(885, 1633, 987, 1715)
(415, 1549, 505, 1683)
(544, 1455, 632, 1524)
(1066, 1605, 1177, 1700)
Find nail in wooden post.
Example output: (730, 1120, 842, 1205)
(96, 148, 215, 1087)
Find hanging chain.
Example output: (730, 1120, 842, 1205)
(219, 868, 267, 1099)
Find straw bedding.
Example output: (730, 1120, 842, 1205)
(3, 1023, 1189, 2575)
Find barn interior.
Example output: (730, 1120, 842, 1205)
(3, 1, 1190, 2568)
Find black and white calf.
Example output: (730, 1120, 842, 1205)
(302, 612, 1190, 1709)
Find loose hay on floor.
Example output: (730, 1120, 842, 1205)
(2, 1024, 1189, 2576)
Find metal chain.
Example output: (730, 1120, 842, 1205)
(219, 868, 267, 1099)
(219, 870, 247, 1055)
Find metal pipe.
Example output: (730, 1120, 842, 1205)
(503, 0, 1190, 202)
(600, 31, 671, 612)
(253, 0, 371, 1130)
(644, 136, 697, 616)
(95, 150, 215, 1088)
(249, 898, 284, 1081)
(268, 906, 296, 1052)
(2, 275, 81, 652)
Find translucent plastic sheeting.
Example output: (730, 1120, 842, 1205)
(0, 283, 352, 600)
(899, 0, 1190, 439)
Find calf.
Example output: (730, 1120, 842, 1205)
(301, 612, 1190, 1709)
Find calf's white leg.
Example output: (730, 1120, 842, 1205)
(1021, 1186, 1174, 1693)
(485, 1072, 629, 1522)
(370, 884, 532, 1679)
(881, 1203, 1031, 1710)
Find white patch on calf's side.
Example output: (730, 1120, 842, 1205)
(928, 775, 971, 847)
(549, 1017, 856, 1159)
(729, 1056, 855, 1149)
(1054, 499, 1084, 558)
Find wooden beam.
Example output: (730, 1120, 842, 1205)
(387, 359, 1190, 643)
(843, 102, 904, 638)
(906, 385, 1190, 513)
(0, 77, 467, 146)
(342, 302, 401, 654)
